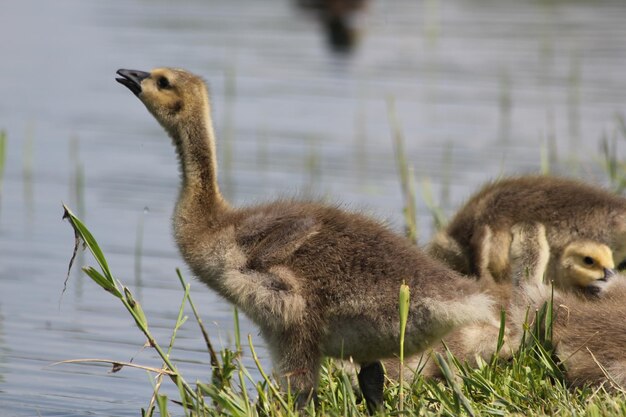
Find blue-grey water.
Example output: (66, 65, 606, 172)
(1, 0, 626, 415)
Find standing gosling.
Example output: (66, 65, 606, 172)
(428, 176, 626, 294)
(115, 67, 496, 411)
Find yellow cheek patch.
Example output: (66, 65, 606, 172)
(561, 240, 615, 288)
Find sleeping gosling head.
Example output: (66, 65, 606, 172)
(557, 240, 615, 288)
(116, 68, 210, 137)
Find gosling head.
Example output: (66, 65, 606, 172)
(116, 67, 209, 136)
(558, 240, 616, 288)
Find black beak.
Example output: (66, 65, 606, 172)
(116, 69, 150, 96)
(602, 267, 616, 281)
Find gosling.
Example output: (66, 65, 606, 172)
(388, 223, 626, 389)
(386, 277, 626, 389)
(509, 222, 616, 296)
(115, 67, 496, 411)
(428, 175, 626, 295)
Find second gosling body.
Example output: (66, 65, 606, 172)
(428, 176, 626, 293)
(115, 67, 496, 410)
(386, 277, 626, 389)
(387, 223, 626, 388)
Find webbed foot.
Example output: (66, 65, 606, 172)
(357, 361, 384, 414)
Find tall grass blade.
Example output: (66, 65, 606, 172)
(405, 166, 419, 242)
(248, 334, 291, 412)
(156, 394, 169, 417)
(174, 375, 191, 417)
(398, 283, 410, 412)
(198, 383, 249, 416)
(600, 129, 626, 192)
(434, 352, 476, 417)
(421, 178, 447, 231)
(168, 284, 190, 354)
(176, 269, 222, 385)
(616, 113, 626, 141)
(234, 306, 242, 354)
(82, 266, 122, 298)
(423, 0, 440, 45)
(495, 309, 507, 358)
(124, 286, 149, 329)
(146, 370, 164, 417)
(236, 366, 251, 415)
(63, 204, 113, 282)
(62, 206, 207, 411)
(387, 97, 418, 244)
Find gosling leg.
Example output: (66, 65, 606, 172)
(267, 330, 322, 410)
(357, 361, 385, 414)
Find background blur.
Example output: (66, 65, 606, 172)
(1, 0, 625, 415)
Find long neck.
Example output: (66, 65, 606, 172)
(172, 102, 224, 209)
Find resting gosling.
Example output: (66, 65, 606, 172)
(385, 278, 626, 388)
(115, 67, 496, 411)
(428, 176, 626, 294)
(388, 224, 626, 388)
(509, 223, 616, 295)
(383, 277, 626, 388)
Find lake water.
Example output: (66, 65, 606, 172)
(1, 0, 626, 415)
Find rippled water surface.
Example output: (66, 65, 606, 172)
(1, 0, 626, 415)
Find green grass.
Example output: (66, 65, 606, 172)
(398, 283, 410, 412)
(387, 97, 419, 244)
(599, 114, 626, 193)
(60, 204, 626, 416)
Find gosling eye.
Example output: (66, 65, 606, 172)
(157, 76, 170, 89)
(618, 259, 626, 271)
(583, 256, 595, 266)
